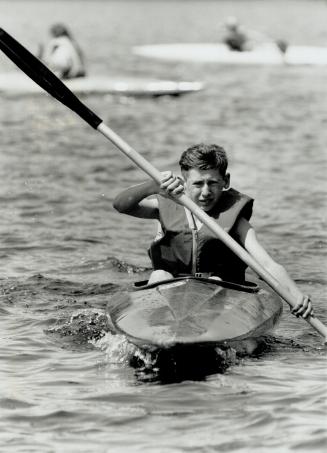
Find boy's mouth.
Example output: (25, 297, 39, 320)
(198, 199, 214, 209)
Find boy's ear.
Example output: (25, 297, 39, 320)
(224, 173, 230, 189)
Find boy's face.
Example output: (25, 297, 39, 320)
(182, 168, 230, 212)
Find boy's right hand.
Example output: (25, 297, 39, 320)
(158, 171, 185, 199)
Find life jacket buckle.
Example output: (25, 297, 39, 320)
(194, 272, 213, 278)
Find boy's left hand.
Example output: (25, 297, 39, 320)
(291, 294, 313, 319)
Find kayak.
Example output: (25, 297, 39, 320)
(108, 276, 283, 351)
(0, 72, 204, 97)
(133, 42, 327, 66)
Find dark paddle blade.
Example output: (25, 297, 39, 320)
(0, 28, 102, 129)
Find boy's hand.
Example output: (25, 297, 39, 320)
(159, 171, 185, 199)
(291, 294, 313, 319)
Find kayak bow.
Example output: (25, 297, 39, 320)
(108, 277, 283, 349)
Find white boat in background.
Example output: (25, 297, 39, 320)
(0, 72, 204, 97)
(133, 42, 327, 66)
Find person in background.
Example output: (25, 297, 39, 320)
(113, 143, 312, 320)
(221, 16, 250, 52)
(40, 23, 86, 79)
(219, 16, 288, 54)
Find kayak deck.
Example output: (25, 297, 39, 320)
(108, 277, 283, 348)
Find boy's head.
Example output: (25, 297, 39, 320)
(179, 144, 230, 212)
(179, 143, 228, 176)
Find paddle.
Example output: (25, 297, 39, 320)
(1, 28, 326, 341)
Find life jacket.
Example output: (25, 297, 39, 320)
(148, 188, 253, 283)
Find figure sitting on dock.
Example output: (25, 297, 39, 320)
(40, 23, 86, 79)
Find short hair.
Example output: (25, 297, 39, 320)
(179, 143, 228, 175)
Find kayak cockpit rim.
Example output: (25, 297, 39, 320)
(133, 276, 260, 293)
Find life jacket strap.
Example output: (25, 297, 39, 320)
(194, 272, 215, 278)
(184, 207, 198, 274)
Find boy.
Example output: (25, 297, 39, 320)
(113, 143, 312, 318)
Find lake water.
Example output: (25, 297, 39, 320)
(0, 1, 326, 452)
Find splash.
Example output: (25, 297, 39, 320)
(93, 331, 138, 365)
(46, 309, 111, 345)
(92, 327, 239, 383)
(106, 256, 150, 274)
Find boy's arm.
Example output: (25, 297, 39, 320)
(113, 180, 160, 219)
(113, 171, 185, 219)
(235, 217, 313, 318)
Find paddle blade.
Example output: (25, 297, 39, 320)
(0, 28, 102, 129)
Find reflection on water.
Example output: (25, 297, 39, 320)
(130, 344, 236, 384)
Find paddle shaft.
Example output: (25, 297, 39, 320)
(0, 28, 326, 341)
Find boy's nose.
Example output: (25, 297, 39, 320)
(201, 185, 210, 196)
